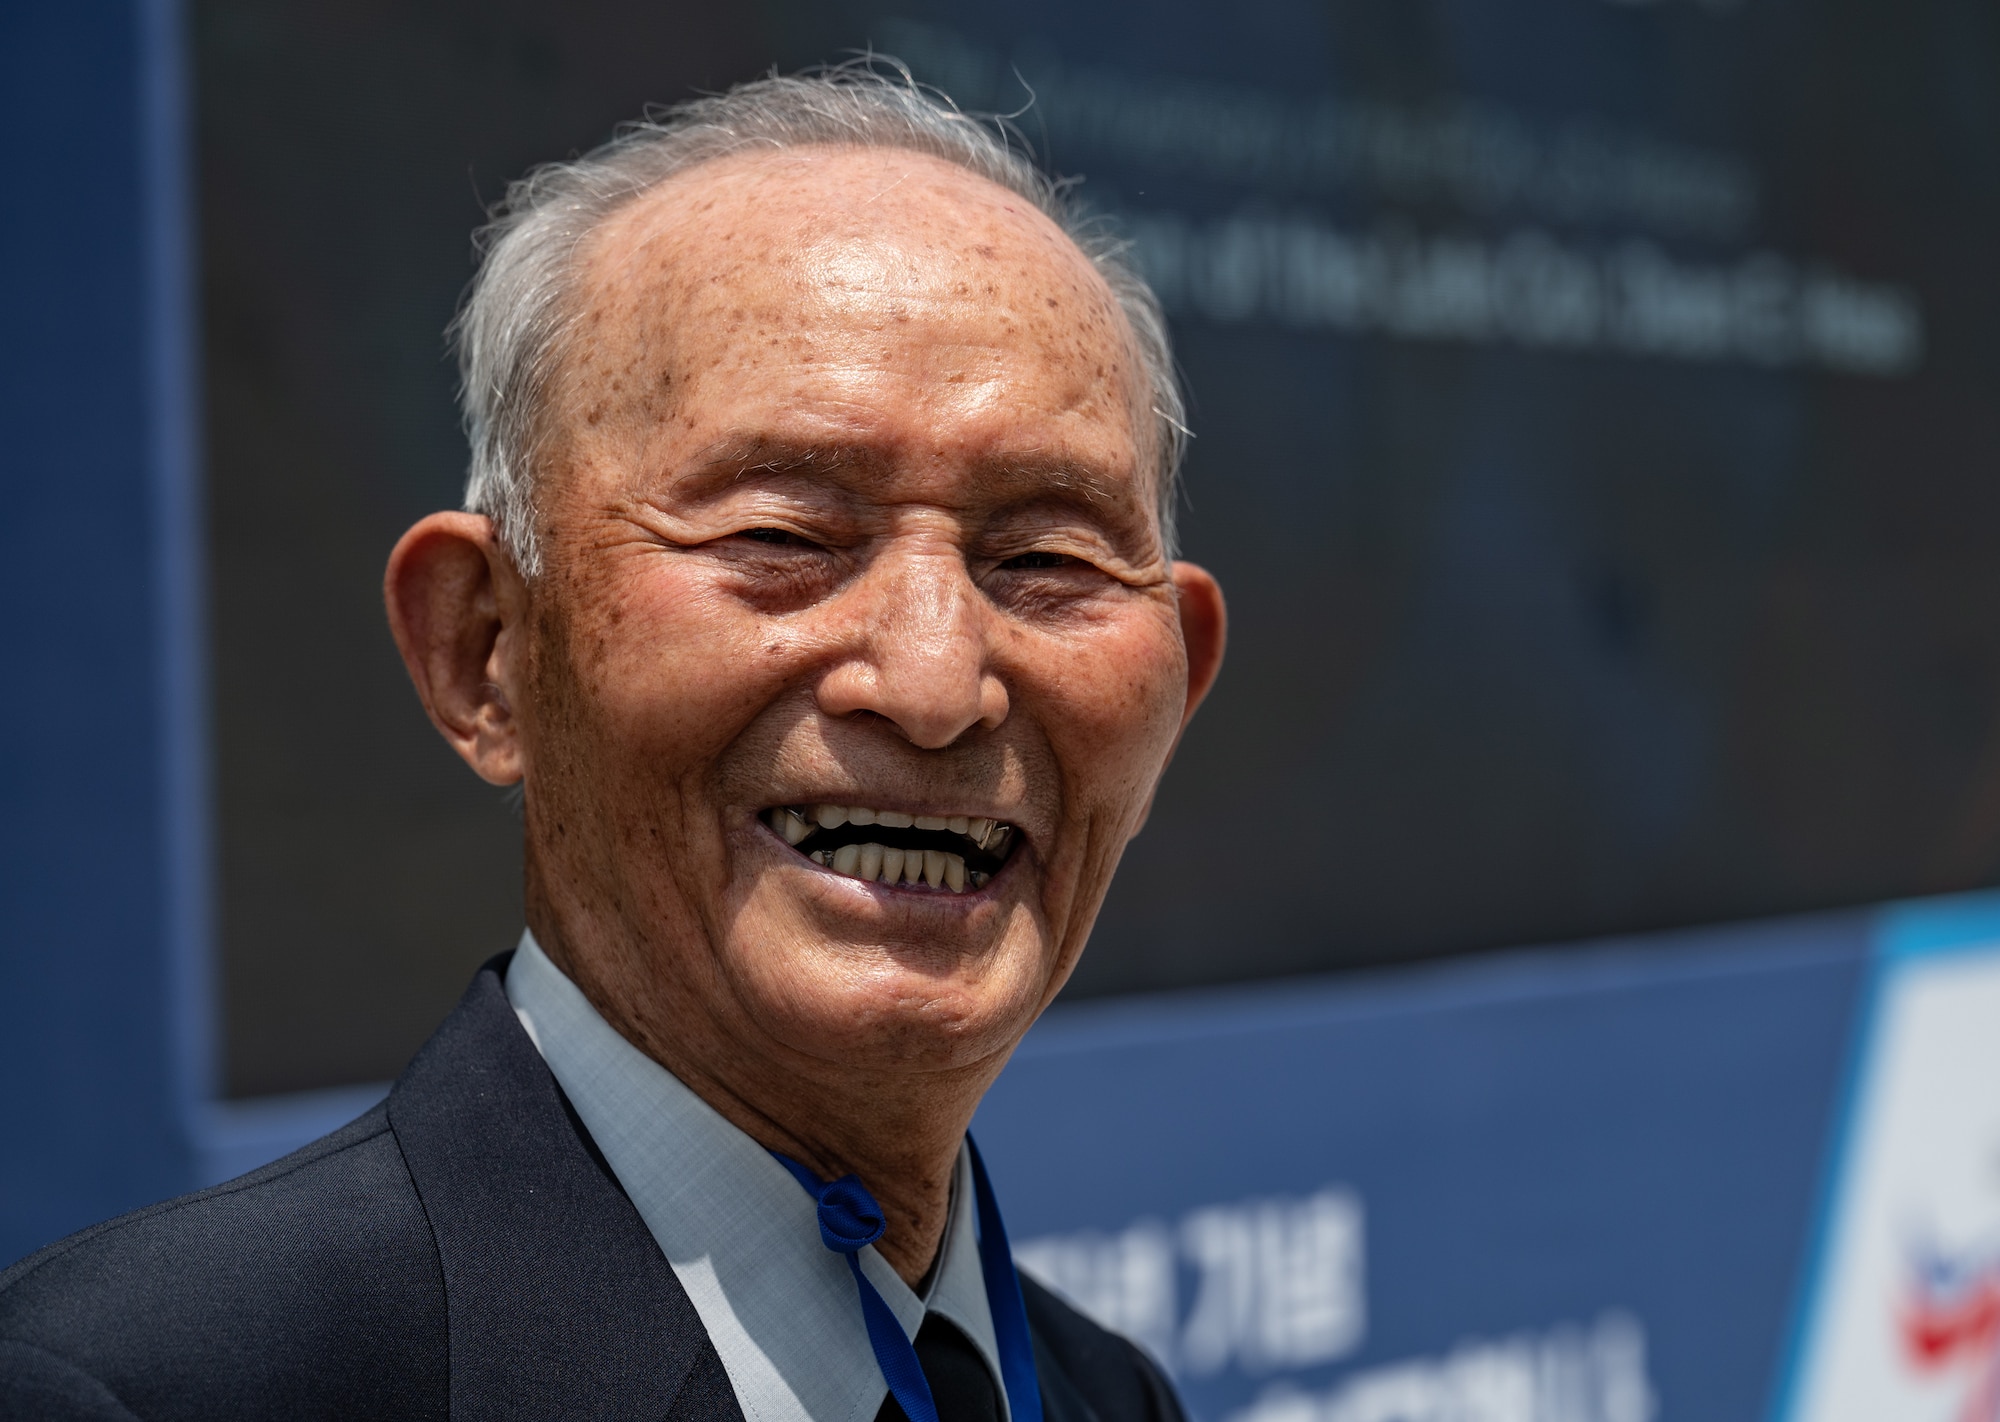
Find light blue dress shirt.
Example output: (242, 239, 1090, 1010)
(505, 930, 1008, 1422)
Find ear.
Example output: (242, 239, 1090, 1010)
(383, 512, 526, 786)
(1128, 562, 1228, 840)
(1171, 560, 1227, 733)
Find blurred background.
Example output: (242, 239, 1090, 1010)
(6, 2, 2000, 1419)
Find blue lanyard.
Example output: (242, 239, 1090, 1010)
(771, 1136, 1043, 1422)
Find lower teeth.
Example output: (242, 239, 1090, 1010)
(814, 841, 973, 890)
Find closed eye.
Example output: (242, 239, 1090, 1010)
(738, 527, 814, 547)
(1000, 551, 1076, 570)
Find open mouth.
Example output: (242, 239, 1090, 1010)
(762, 804, 1018, 894)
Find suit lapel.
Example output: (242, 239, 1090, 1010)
(1032, 1329, 1107, 1422)
(388, 957, 743, 1421)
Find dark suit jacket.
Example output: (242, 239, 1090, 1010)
(0, 959, 1185, 1422)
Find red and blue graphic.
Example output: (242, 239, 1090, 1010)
(1903, 1239, 2000, 1422)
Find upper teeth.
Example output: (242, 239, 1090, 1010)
(805, 804, 1006, 851)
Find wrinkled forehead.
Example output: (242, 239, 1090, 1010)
(561, 145, 1155, 472)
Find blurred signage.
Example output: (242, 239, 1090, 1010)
(1774, 904, 2000, 1422)
(884, 18, 1912, 378)
(1228, 1312, 1653, 1422)
(977, 893, 2000, 1420)
(1019, 1189, 1659, 1422)
(974, 903, 1876, 1420)
(882, 18, 1761, 238)
(1019, 1188, 1369, 1376)
(887, 19, 1923, 378)
(1122, 217, 1918, 376)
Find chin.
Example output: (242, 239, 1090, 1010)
(746, 934, 1053, 1074)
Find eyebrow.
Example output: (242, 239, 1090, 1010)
(672, 434, 1143, 520)
(670, 436, 878, 495)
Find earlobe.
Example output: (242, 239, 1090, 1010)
(383, 512, 526, 786)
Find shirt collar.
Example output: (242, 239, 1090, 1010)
(505, 930, 1005, 1422)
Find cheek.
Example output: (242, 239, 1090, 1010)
(551, 562, 794, 775)
(1040, 613, 1190, 808)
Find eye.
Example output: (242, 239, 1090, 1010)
(1000, 551, 1076, 571)
(739, 527, 811, 547)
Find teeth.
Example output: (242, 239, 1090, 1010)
(805, 837, 983, 894)
(778, 804, 1017, 878)
(794, 805, 1011, 847)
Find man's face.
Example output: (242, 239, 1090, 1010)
(512, 146, 1216, 1081)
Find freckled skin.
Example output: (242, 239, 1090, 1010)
(385, 146, 1226, 1283)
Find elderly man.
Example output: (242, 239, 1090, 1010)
(0, 67, 1224, 1421)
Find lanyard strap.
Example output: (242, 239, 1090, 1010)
(772, 1137, 1043, 1422)
(965, 1136, 1043, 1422)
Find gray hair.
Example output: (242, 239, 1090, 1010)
(450, 60, 1186, 577)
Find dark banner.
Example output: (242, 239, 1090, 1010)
(194, 0, 2000, 1092)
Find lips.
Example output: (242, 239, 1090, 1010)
(762, 803, 1018, 893)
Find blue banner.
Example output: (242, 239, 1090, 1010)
(978, 908, 1876, 1420)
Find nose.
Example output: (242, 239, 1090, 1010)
(814, 544, 1010, 749)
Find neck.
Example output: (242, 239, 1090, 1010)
(668, 1052, 981, 1285)
(531, 920, 1006, 1286)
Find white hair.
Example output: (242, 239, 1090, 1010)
(450, 60, 1187, 577)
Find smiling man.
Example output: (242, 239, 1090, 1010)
(0, 67, 1223, 1421)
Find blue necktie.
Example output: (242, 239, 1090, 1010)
(772, 1137, 1043, 1422)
